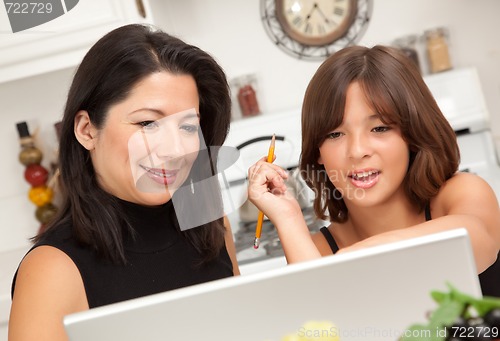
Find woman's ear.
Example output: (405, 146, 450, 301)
(74, 110, 97, 150)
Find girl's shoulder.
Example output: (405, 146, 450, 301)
(437, 171, 493, 194)
(432, 171, 499, 213)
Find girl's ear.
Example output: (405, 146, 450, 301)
(74, 110, 97, 150)
(318, 154, 324, 165)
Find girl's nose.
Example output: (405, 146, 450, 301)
(347, 133, 372, 160)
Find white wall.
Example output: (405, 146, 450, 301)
(150, 0, 500, 128)
(1, 0, 500, 251)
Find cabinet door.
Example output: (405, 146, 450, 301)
(0, 0, 152, 84)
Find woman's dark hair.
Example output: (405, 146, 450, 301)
(300, 45, 460, 223)
(35, 24, 231, 264)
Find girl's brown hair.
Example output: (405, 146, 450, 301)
(300, 45, 459, 222)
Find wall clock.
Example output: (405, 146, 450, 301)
(261, 0, 373, 61)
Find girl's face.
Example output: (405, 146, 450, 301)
(318, 82, 410, 210)
(90, 71, 200, 206)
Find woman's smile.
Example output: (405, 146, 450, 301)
(140, 165, 179, 185)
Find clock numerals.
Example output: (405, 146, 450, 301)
(292, 15, 303, 28)
(317, 24, 326, 36)
(333, 6, 345, 16)
(303, 22, 312, 35)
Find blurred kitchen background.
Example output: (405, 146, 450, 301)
(1, 0, 500, 338)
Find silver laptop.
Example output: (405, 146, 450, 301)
(64, 228, 481, 341)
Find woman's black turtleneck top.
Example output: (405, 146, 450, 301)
(11, 199, 233, 308)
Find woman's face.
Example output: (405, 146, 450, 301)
(90, 71, 200, 205)
(318, 82, 410, 210)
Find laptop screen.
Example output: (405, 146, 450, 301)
(64, 228, 481, 341)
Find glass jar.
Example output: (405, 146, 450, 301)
(424, 27, 452, 73)
(393, 34, 421, 72)
(234, 75, 261, 118)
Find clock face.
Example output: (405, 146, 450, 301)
(276, 0, 357, 46)
(261, 0, 373, 61)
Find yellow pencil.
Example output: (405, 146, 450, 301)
(254, 134, 276, 249)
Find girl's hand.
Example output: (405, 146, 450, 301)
(248, 156, 322, 263)
(247, 156, 302, 225)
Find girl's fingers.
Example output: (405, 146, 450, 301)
(248, 162, 288, 197)
(248, 159, 288, 179)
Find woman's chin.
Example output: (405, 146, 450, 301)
(136, 192, 173, 206)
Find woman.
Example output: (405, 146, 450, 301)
(248, 45, 500, 277)
(9, 24, 239, 340)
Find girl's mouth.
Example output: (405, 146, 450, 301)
(349, 170, 380, 189)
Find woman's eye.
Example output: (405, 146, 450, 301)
(372, 126, 391, 133)
(326, 132, 343, 139)
(138, 121, 159, 130)
(180, 124, 199, 134)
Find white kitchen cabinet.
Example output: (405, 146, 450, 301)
(0, 0, 153, 84)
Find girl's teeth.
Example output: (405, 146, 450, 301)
(353, 171, 376, 180)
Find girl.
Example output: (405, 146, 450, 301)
(248, 45, 500, 280)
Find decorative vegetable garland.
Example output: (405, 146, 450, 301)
(16, 121, 58, 233)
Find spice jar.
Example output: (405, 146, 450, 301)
(393, 34, 421, 72)
(17, 122, 43, 166)
(424, 27, 452, 73)
(235, 75, 261, 117)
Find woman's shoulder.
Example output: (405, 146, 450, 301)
(14, 221, 87, 302)
(10, 245, 88, 339)
(13, 246, 86, 309)
(17, 245, 82, 283)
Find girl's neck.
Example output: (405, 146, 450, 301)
(339, 196, 425, 244)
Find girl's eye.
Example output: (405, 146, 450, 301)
(180, 124, 199, 134)
(138, 121, 159, 130)
(372, 126, 391, 133)
(326, 132, 343, 139)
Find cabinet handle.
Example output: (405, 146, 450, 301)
(135, 0, 146, 18)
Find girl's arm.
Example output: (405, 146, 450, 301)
(340, 173, 500, 273)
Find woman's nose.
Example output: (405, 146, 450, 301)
(155, 127, 187, 159)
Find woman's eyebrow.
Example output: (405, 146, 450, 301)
(128, 108, 164, 117)
(181, 112, 200, 120)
